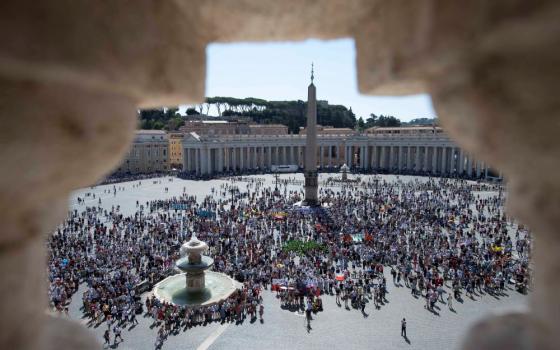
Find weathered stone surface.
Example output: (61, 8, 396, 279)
(462, 313, 553, 350)
(0, 79, 137, 245)
(0, 78, 136, 349)
(0, 0, 558, 349)
(0, 1, 207, 108)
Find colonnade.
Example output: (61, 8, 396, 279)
(183, 140, 491, 177)
(184, 143, 348, 175)
(345, 145, 489, 177)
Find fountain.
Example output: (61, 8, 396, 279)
(323, 164, 361, 186)
(340, 163, 349, 181)
(152, 234, 241, 307)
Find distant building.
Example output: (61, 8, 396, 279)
(300, 125, 356, 136)
(366, 126, 442, 135)
(168, 132, 184, 168)
(248, 124, 289, 135)
(114, 130, 168, 174)
(180, 120, 244, 135)
(182, 125, 492, 178)
(179, 120, 288, 136)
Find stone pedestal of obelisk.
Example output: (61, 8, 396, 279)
(303, 69, 319, 206)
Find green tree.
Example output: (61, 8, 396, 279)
(367, 114, 401, 128)
(357, 117, 365, 130)
(186, 108, 199, 115)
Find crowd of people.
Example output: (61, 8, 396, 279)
(47, 174, 532, 347)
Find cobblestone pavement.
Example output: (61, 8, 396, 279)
(66, 174, 529, 350)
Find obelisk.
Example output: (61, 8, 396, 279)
(304, 63, 318, 206)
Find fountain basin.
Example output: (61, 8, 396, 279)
(153, 271, 241, 307)
(175, 255, 214, 272)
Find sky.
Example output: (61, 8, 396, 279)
(181, 38, 437, 122)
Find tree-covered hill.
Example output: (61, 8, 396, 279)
(138, 97, 357, 133)
(137, 97, 435, 133)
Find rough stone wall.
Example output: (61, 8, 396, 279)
(0, 1, 558, 349)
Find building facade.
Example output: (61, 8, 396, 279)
(182, 126, 492, 178)
(179, 120, 288, 136)
(114, 130, 169, 174)
(168, 132, 184, 168)
(300, 125, 356, 136)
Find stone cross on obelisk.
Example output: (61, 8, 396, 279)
(304, 63, 318, 206)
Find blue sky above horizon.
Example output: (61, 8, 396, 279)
(181, 39, 436, 122)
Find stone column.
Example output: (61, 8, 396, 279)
(423, 146, 429, 172)
(187, 149, 191, 173)
(476, 161, 482, 177)
(231, 147, 234, 171)
(359, 145, 364, 169)
(389, 146, 395, 171)
(441, 147, 447, 175)
(379, 146, 385, 169)
(406, 146, 413, 171)
(432, 146, 438, 174)
(246, 147, 251, 169)
(218, 147, 224, 173)
(190, 148, 194, 172)
(252, 146, 257, 169)
(223, 147, 228, 172)
(467, 155, 473, 177)
(364, 145, 369, 170)
(200, 148, 206, 175)
(456, 149, 463, 175)
(240, 147, 244, 170)
(199, 145, 208, 175)
(206, 148, 212, 175)
(328, 145, 332, 167)
(233, 147, 238, 171)
(395, 146, 403, 173)
(247, 146, 251, 169)
(414, 146, 421, 172)
(194, 149, 198, 173)
(246, 146, 250, 169)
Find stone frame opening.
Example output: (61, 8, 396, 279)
(1, 1, 558, 349)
